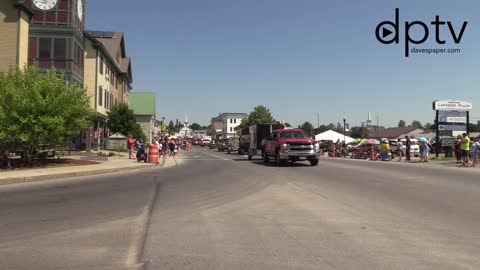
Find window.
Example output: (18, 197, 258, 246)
(28, 37, 37, 65)
(230, 119, 233, 124)
(234, 119, 237, 124)
(99, 57, 104, 74)
(98, 86, 103, 106)
(105, 91, 108, 109)
(115, 75, 118, 88)
(230, 127, 233, 132)
(54, 39, 66, 68)
(105, 65, 109, 80)
(39, 38, 51, 68)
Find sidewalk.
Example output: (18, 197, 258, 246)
(0, 151, 180, 186)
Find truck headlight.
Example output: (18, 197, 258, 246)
(280, 143, 289, 150)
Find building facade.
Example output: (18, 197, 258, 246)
(28, 0, 86, 85)
(214, 113, 248, 138)
(0, 0, 33, 72)
(83, 31, 133, 150)
(129, 92, 156, 144)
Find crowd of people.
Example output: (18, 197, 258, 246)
(322, 132, 480, 167)
(126, 134, 191, 163)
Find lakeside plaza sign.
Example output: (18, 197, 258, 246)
(433, 100, 473, 111)
(433, 100, 472, 156)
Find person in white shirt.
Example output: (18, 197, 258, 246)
(397, 138, 403, 162)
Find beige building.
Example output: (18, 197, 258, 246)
(0, 1, 33, 72)
(84, 31, 133, 149)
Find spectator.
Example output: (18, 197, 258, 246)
(470, 137, 479, 167)
(127, 134, 136, 159)
(0, 149, 11, 169)
(397, 138, 403, 162)
(136, 144, 148, 162)
(405, 136, 411, 162)
(460, 133, 470, 166)
(454, 135, 462, 164)
(379, 139, 390, 161)
(168, 139, 177, 156)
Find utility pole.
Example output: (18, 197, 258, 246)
(315, 113, 320, 133)
(343, 116, 346, 143)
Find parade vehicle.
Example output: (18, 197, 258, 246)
(247, 124, 320, 166)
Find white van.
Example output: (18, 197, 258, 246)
(401, 138, 420, 157)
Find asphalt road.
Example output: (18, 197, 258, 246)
(1, 147, 480, 269)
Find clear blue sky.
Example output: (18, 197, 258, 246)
(86, 0, 480, 128)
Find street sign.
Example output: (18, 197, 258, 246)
(438, 116, 467, 123)
(438, 124, 466, 131)
(433, 100, 472, 111)
(440, 137, 456, 147)
(161, 124, 167, 131)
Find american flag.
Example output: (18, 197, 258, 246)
(94, 128, 103, 139)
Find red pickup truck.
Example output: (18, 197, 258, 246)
(261, 128, 320, 166)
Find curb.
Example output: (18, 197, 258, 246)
(0, 163, 159, 186)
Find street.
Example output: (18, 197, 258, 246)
(1, 148, 480, 269)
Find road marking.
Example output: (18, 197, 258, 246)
(201, 151, 230, 160)
(178, 158, 231, 161)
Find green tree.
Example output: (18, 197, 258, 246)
(237, 105, 276, 130)
(411, 120, 423, 128)
(398, 120, 406, 127)
(107, 103, 146, 142)
(300, 122, 314, 136)
(189, 123, 201, 130)
(168, 120, 175, 133)
(350, 126, 369, 138)
(424, 122, 433, 129)
(0, 66, 93, 162)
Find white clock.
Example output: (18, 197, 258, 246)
(77, 0, 83, 21)
(33, 0, 58, 11)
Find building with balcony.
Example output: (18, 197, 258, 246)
(28, 0, 86, 85)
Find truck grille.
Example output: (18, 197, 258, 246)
(289, 143, 314, 150)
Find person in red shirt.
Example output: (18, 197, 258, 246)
(127, 134, 136, 159)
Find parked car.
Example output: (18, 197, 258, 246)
(218, 138, 230, 152)
(227, 137, 240, 154)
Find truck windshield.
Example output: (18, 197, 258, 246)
(279, 131, 307, 139)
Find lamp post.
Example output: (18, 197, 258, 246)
(343, 116, 346, 144)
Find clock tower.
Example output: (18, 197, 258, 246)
(28, 0, 85, 85)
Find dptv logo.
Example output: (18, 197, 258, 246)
(375, 8, 468, 57)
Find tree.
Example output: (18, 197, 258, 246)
(398, 120, 406, 127)
(411, 120, 423, 128)
(300, 122, 314, 136)
(0, 66, 93, 162)
(350, 126, 369, 138)
(237, 105, 276, 130)
(424, 122, 433, 129)
(284, 123, 291, 127)
(107, 103, 146, 142)
(168, 120, 175, 133)
(189, 123, 201, 130)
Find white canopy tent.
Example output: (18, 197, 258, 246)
(315, 130, 354, 143)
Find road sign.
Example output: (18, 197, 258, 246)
(161, 125, 167, 131)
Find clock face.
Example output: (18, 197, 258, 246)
(33, 0, 58, 11)
(77, 0, 83, 21)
